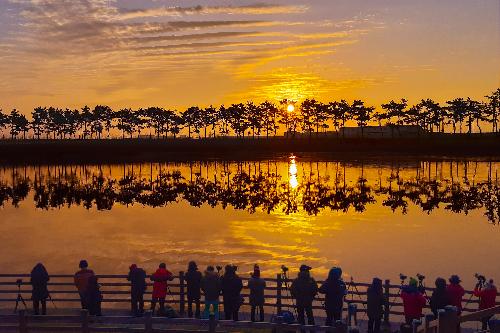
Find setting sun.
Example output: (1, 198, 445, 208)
(287, 104, 295, 113)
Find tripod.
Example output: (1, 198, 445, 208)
(389, 279, 406, 312)
(280, 270, 298, 319)
(346, 277, 367, 320)
(13, 281, 27, 313)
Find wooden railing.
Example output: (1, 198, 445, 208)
(415, 305, 500, 333)
(0, 309, 356, 333)
(0, 274, 498, 324)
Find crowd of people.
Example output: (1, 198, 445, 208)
(400, 275, 498, 331)
(27, 261, 498, 333)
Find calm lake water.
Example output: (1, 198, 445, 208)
(0, 156, 499, 288)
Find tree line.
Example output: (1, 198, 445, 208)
(0, 88, 499, 139)
(1, 162, 498, 223)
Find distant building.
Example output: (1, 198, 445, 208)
(338, 125, 426, 138)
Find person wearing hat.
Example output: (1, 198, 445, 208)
(185, 261, 202, 318)
(319, 267, 347, 325)
(248, 264, 266, 322)
(401, 277, 427, 325)
(127, 264, 147, 316)
(74, 260, 95, 309)
(446, 275, 465, 314)
(150, 263, 174, 315)
(291, 264, 318, 325)
(474, 279, 498, 330)
(430, 278, 450, 317)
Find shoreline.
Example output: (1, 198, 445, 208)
(0, 135, 499, 164)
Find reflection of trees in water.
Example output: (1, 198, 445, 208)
(0, 161, 499, 224)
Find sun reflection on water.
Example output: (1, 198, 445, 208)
(289, 154, 298, 189)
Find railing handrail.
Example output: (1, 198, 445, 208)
(0, 272, 496, 324)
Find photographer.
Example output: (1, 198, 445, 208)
(401, 278, 426, 325)
(473, 278, 497, 330)
(150, 263, 174, 316)
(127, 264, 147, 316)
(248, 264, 266, 322)
(446, 275, 465, 314)
(430, 278, 450, 317)
(221, 265, 243, 321)
(201, 266, 221, 319)
(74, 260, 95, 310)
(291, 265, 318, 326)
(185, 261, 202, 319)
(30, 263, 50, 315)
(367, 278, 386, 333)
(319, 267, 347, 325)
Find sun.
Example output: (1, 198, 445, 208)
(287, 104, 295, 113)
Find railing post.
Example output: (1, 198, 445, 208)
(276, 273, 282, 315)
(179, 271, 185, 316)
(18, 309, 27, 333)
(438, 306, 458, 333)
(383, 279, 390, 324)
(144, 310, 153, 333)
(81, 309, 89, 333)
(209, 314, 217, 333)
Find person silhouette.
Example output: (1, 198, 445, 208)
(74, 260, 95, 310)
(185, 261, 202, 318)
(150, 263, 173, 315)
(30, 263, 50, 315)
(291, 265, 318, 326)
(127, 264, 147, 316)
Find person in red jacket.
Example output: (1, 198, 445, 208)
(446, 275, 465, 314)
(474, 279, 498, 330)
(74, 260, 95, 310)
(401, 278, 427, 325)
(150, 263, 173, 315)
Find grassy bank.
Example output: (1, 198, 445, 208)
(0, 134, 499, 164)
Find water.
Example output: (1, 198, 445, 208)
(0, 156, 499, 289)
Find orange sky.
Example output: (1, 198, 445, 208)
(0, 0, 499, 113)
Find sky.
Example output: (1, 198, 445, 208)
(0, 0, 499, 113)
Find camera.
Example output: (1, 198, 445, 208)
(281, 265, 289, 273)
(475, 273, 486, 282)
(399, 273, 407, 281)
(16, 279, 22, 286)
(417, 273, 425, 281)
(216, 265, 222, 272)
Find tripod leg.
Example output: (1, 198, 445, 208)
(21, 295, 28, 309)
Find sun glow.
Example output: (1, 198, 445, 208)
(287, 104, 295, 113)
(289, 155, 298, 189)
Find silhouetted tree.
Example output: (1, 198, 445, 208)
(419, 99, 444, 133)
(485, 88, 500, 133)
(260, 101, 279, 138)
(351, 100, 375, 137)
(31, 107, 48, 139)
(227, 103, 249, 138)
(9, 109, 29, 139)
(446, 98, 467, 134)
(0, 109, 9, 139)
(183, 106, 202, 138)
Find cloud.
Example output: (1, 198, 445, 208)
(1, 0, 380, 110)
(117, 4, 309, 20)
